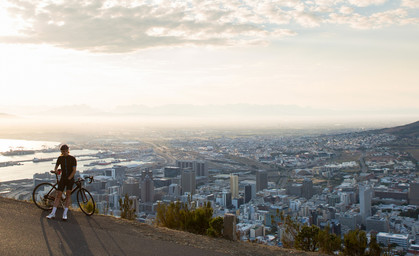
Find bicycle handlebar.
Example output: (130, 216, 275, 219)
(77, 176, 94, 183)
(50, 170, 94, 183)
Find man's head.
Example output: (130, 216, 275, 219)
(60, 144, 69, 156)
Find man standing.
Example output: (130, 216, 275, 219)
(47, 144, 77, 220)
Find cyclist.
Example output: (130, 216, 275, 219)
(46, 144, 77, 220)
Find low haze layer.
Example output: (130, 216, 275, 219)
(0, 0, 418, 119)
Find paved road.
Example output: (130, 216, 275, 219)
(143, 141, 176, 166)
(359, 153, 368, 173)
(0, 197, 227, 256)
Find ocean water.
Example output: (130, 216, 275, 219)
(0, 139, 147, 182)
(0, 139, 59, 154)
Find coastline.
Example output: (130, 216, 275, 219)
(0, 179, 33, 201)
(0, 178, 32, 185)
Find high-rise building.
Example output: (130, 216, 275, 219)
(256, 170, 268, 192)
(409, 183, 419, 205)
(181, 169, 196, 195)
(244, 184, 252, 203)
(251, 183, 256, 199)
(140, 174, 154, 203)
(222, 191, 232, 208)
(302, 178, 314, 199)
(141, 169, 153, 181)
(164, 166, 181, 178)
(286, 183, 302, 197)
(122, 177, 140, 197)
(153, 178, 172, 188)
(230, 174, 239, 199)
(168, 184, 181, 197)
(328, 194, 341, 206)
(176, 160, 193, 169)
(113, 165, 127, 180)
(194, 161, 208, 177)
(176, 160, 208, 177)
(366, 216, 389, 232)
(232, 197, 244, 209)
(359, 184, 372, 225)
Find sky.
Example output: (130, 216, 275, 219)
(0, 0, 418, 115)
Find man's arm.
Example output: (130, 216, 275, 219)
(54, 157, 60, 172)
(68, 158, 77, 179)
(68, 166, 76, 180)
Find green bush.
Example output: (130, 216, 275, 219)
(119, 194, 136, 220)
(207, 217, 224, 237)
(318, 225, 341, 254)
(295, 225, 320, 251)
(343, 229, 367, 256)
(156, 201, 222, 237)
(276, 212, 383, 255)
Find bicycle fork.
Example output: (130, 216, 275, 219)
(80, 190, 89, 203)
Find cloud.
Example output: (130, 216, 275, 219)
(0, 0, 417, 53)
(327, 8, 418, 29)
(339, 6, 354, 15)
(294, 12, 322, 27)
(348, 0, 387, 7)
(1, 0, 299, 52)
(401, 0, 419, 8)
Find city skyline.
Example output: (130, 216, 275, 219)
(0, 0, 418, 117)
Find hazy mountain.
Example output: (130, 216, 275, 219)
(5, 104, 418, 123)
(113, 104, 335, 116)
(0, 113, 14, 118)
(113, 104, 419, 117)
(35, 105, 107, 116)
(377, 120, 419, 138)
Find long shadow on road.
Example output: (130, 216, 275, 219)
(41, 209, 94, 256)
(39, 212, 54, 256)
(85, 216, 127, 256)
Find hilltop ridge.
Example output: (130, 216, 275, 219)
(378, 120, 419, 138)
(0, 197, 312, 256)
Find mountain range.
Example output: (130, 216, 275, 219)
(0, 113, 13, 118)
(378, 120, 419, 138)
(1, 104, 418, 118)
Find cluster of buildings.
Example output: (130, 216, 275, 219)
(22, 129, 419, 254)
(165, 131, 418, 253)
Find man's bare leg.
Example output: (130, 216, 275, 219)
(63, 190, 71, 220)
(47, 190, 63, 219)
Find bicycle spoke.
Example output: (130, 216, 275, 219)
(33, 183, 56, 211)
(77, 188, 95, 216)
(82, 191, 88, 203)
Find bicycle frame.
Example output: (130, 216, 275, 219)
(33, 171, 95, 215)
(49, 172, 92, 202)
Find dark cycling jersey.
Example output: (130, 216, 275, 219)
(55, 155, 77, 178)
(55, 155, 77, 192)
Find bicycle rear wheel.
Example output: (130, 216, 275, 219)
(77, 188, 95, 216)
(32, 183, 57, 211)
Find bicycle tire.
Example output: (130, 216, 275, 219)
(77, 188, 95, 216)
(32, 183, 57, 211)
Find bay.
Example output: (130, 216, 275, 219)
(0, 139, 150, 182)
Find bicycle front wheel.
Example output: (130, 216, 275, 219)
(32, 183, 57, 211)
(77, 188, 95, 216)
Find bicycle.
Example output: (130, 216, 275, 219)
(32, 170, 96, 216)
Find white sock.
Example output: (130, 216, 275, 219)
(51, 207, 57, 215)
(64, 208, 68, 215)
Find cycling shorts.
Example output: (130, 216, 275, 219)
(57, 177, 75, 192)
